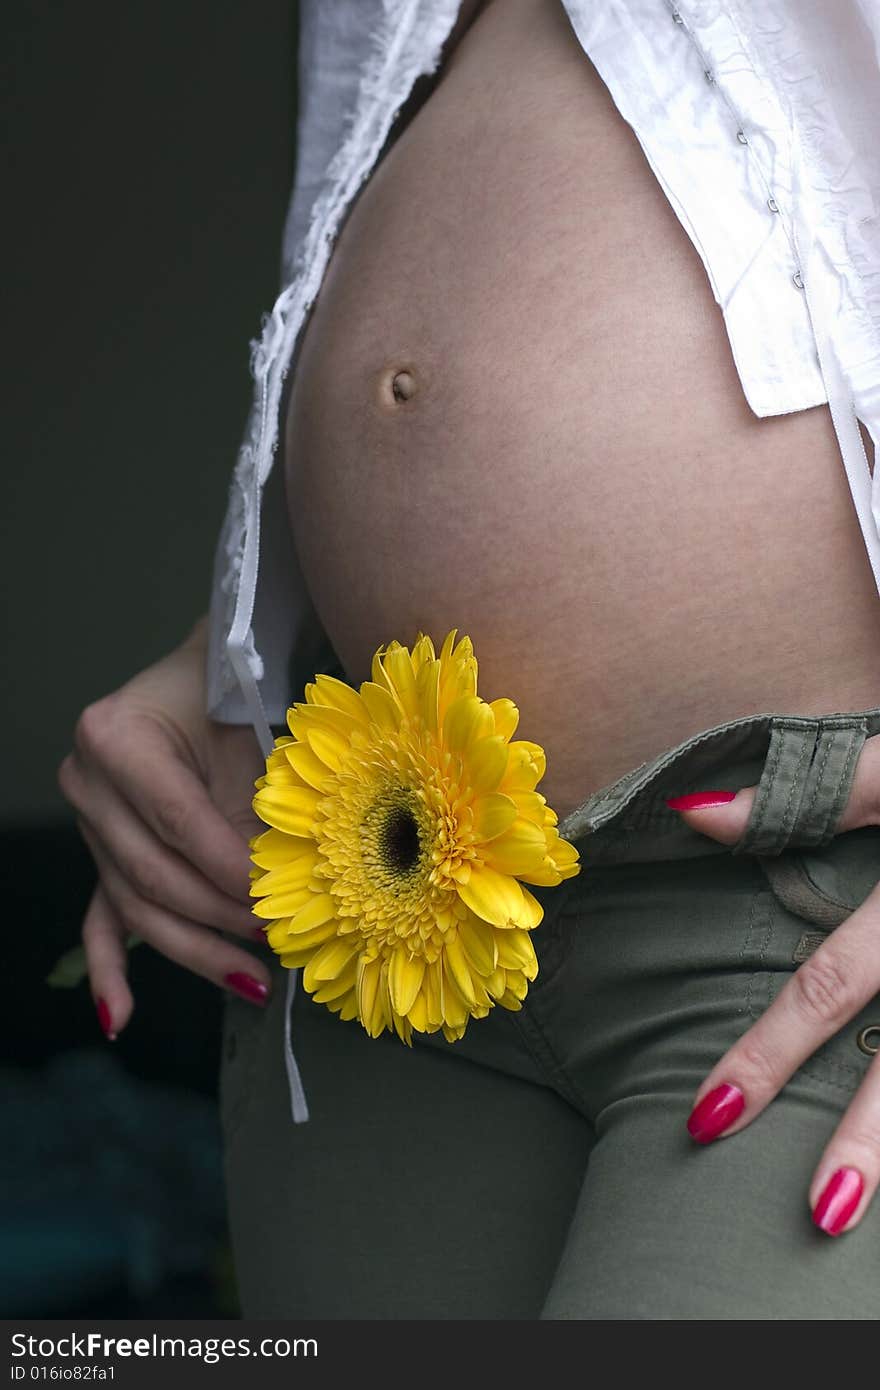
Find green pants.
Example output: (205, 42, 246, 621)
(220, 706, 880, 1319)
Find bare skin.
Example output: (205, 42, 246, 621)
(54, 0, 880, 1260)
(58, 0, 880, 1046)
(284, 0, 880, 822)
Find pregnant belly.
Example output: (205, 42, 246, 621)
(283, 0, 880, 821)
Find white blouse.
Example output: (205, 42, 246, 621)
(204, 0, 880, 1122)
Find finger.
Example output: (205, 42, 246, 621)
(81, 881, 134, 1039)
(81, 821, 272, 1003)
(667, 730, 880, 845)
(67, 759, 260, 940)
(686, 877, 880, 1142)
(808, 1049, 880, 1235)
(84, 719, 260, 903)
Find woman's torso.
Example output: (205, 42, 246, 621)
(283, 0, 880, 821)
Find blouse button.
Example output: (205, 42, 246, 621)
(767, 197, 779, 213)
(793, 271, 805, 290)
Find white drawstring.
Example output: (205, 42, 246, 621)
(283, 967, 311, 1123)
(226, 378, 276, 763)
(226, 372, 312, 1125)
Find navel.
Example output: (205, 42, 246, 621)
(392, 370, 416, 401)
(378, 365, 419, 408)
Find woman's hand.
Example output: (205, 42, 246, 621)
(56, 615, 272, 1039)
(667, 733, 880, 1236)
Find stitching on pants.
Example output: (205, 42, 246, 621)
(824, 728, 861, 845)
(739, 724, 784, 851)
(802, 726, 834, 829)
(508, 999, 590, 1117)
(738, 882, 759, 973)
(743, 889, 772, 1021)
(780, 727, 812, 844)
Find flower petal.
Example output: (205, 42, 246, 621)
(304, 937, 360, 989)
(288, 704, 364, 744)
(306, 724, 352, 773)
(382, 644, 419, 719)
(392, 1010, 414, 1046)
(489, 698, 519, 741)
(269, 917, 337, 952)
(288, 892, 337, 935)
(465, 735, 509, 795)
(250, 886, 314, 918)
(407, 990, 429, 1033)
(312, 957, 358, 1003)
(278, 946, 318, 969)
(444, 934, 477, 1005)
(518, 884, 545, 928)
(423, 960, 444, 1028)
(414, 656, 440, 736)
(249, 851, 320, 897)
(308, 673, 370, 724)
(261, 751, 302, 785)
(357, 954, 388, 1037)
(411, 632, 437, 673)
(500, 742, 547, 791)
(438, 631, 477, 720)
(253, 784, 322, 837)
(284, 742, 334, 791)
(485, 966, 507, 997)
(518, 863, 564, 887)
(503, 790, 548, 826)
(388, 948, 425, 1016)
(438, 629, 458, 666)
(458, 916, 498, 975)
(438, 958, 469, 1026)
(456, 863, 528, 927)
(359, 680, 402, 730)
(249, 828, 313, 870)
(481, 818, 548, 874)
(471, 793, 518, 842)
(443, 694, 494, 754)
(496, 928, 538, 977)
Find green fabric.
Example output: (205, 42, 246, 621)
(221, 706, 880, 1319)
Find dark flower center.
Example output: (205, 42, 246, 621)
(379, 805, 421, 875)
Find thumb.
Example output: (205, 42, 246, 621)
(665, 732, 880, 845)
(664, 787, 756, 845)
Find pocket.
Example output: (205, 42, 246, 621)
(756, 826, 880, 928)
(751, 829, 880, 1089)
(526, 873, 585, 997)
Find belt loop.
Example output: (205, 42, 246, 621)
(730, 715, 868, 857)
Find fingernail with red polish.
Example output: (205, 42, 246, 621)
(687, 1083, 745, 1143)
(666, 791, 738, 811)
(251, 926, 268, 943)
(224, 971, 269, 1006)
(813, 1167, 864, 1236)
(96, 996, 117, 1041)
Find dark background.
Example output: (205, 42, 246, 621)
(4, 2, 298, 1316)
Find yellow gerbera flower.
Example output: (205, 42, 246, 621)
(248, 629, 580, 1045)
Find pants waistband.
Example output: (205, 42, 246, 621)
(555, 706, 880, 867)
